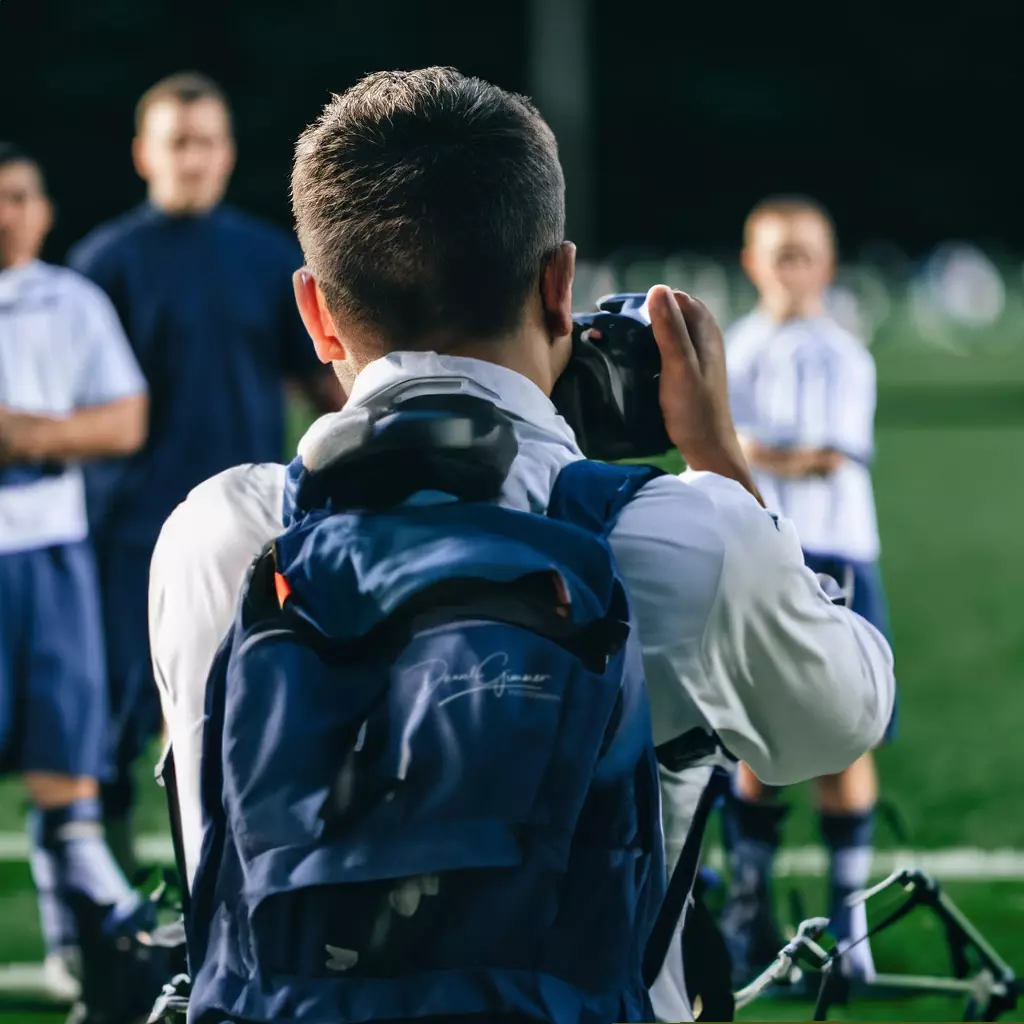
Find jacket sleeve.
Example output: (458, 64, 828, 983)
(148, 463, 285, 885)
(609, 472, 895, 786)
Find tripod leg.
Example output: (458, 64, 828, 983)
(813, 959, 851, 1022)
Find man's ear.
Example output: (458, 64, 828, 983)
(540, 241, 576, 342)
(739, 246, 756, 283)
(293, 268, 346, 364)
(131, 136, 149, 183)
(223, 135, 238, 181)
(824, 250, 837, 285)
(41, 195, 55, 237)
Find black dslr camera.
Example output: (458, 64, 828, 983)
(551, 293, 672, 462)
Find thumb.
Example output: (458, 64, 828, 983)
(647, 285, 698, 372)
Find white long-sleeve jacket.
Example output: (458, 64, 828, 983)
(149, 351, 895, 1017)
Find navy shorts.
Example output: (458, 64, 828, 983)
(803, 551, 898, 743)
(0, 541, 110, 777)
(94, 537, 163, 774)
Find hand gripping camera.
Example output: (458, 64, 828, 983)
(551, 293, 672, 462)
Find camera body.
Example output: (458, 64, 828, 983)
(551, 293, 671, 462)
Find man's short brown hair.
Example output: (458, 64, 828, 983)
(744, 194, 836, 247)
(291, 67, 566, 349)
(135, 71, 232, 133)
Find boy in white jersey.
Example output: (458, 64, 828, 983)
(0, 144, 150, 1004)
(720, 196, 894, 983)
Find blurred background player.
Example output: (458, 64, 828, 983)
(0, 144, 148, 1000)
(720, 195, 894, 983)
(67, 72, 343, 877)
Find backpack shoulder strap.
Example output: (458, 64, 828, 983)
(547, 459, 665, 536)
(155, 745, 192, 919)
(548, 460, 733, 992)
(642, 766, 732, 989)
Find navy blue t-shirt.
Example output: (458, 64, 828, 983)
(68, 203, 322, 546)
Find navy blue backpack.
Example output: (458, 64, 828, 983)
(171, 391, 710, 1024)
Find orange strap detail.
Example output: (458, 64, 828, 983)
(274, 571, 293, 608)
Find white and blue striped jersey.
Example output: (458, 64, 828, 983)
(725, 311, 880, 563)
(0, 260, 146, 554)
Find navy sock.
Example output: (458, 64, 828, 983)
(27, 809, 78, 956)
(820, 808, 875, 944)
(100, 773, 135, 821)
(101, 773, 140, 879)
(34, 799, 136, 913)
(722, 790, 790, 900)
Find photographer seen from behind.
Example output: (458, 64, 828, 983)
(135, 69, 895, 1024)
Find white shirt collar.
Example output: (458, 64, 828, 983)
(0, 259, 44, 306)
(299, 351, 581, 466)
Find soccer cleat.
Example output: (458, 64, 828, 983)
(44, 949, 82, 1002)
(63, 893, 174, 1024)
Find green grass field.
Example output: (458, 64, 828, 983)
(1, 331, 1023, 1022)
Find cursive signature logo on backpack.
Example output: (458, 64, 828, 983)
(403, 652, 560, 707)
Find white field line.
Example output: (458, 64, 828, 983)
(0, 832, 1023, 880)
(702, 845, 1024, 881)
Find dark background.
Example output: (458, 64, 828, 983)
(2, 0, 1022, 262)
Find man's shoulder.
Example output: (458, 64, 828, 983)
(606, 470, 793, 655)
(153, 463, 287, 573)
(792, 317, 874, 371)
(67, 207, 150, 271)
(623, 470, 798, 572)
(724, 311, 764, 343)
(663, 470, 782, 535)
(610, 471, 769, 586)
(724, 312, 772, 367)
(619, 467, 776, 535)
(32, 261, 109, 304)
(167, 462, 286, 532)
(217, 206, 301, 259)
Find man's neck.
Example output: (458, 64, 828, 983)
(411, 330, 557, 397)
(759, 295, 827, 323)
(146, 195, 219, 219)
(438, 339, 557, 395)
(0, 255, 37, 273)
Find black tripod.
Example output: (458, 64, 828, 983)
(734, 868, 1020, 1022)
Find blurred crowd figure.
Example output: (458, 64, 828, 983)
(719, 196, 894, 985)
(67, 71, 342, 878)
(0, 69, 342, 1002)
(0, 142, 149, 1001)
